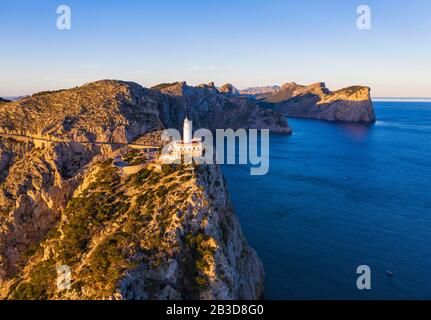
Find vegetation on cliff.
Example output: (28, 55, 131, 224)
(0, 79, 277, 300)
(2, 149, 263, 300)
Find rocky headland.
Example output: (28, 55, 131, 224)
(0, 79, 289, 300)
(247, 82, 376, 123)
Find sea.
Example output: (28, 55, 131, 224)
(221, 100, 431, 299)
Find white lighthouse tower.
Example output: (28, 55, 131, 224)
(183, 117, 193, 143)
(159, 117, 203, 163)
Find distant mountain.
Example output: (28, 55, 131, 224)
(1, 96, 28, 102)
(0, 98, 11, 104)
(249, 82, 375, 123)
(239, 85, 280, 96)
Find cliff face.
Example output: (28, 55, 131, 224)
(1, 159, 264, 300)
(0, 82, 162, 281)
(0, 80, 267, 300)
(151, 81, 292, 134)
(251, 82, 376, 123)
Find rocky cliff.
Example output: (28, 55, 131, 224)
(250, 82, 376, 123)
(0, 79, 269, 300)
(218, 83, 240, 97)
(151, 81, 291, 134)
(1, 159, 264, 300)
(0, 80, 291, 140)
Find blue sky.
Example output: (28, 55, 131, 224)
(1, 0, 430, 97)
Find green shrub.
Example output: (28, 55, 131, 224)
(184, 232, 217, 290)
(161, 164, 177, 176)
(56, 165, 129, 266)
(156, 186, 168, 198)
(81, 231, 137, 298)
(32, 89, 66, 97)
(180, 175, 191, 183)
(9, 259, 56, 300)
(131, 168, 152, 186)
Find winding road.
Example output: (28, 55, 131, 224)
(0, 132, 161, 150)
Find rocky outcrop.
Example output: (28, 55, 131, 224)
(245, 82, 375, 123)
(0, 158, 264, 300)
(150, 81, 291, 134)
(276, 83, 375, 123)
(218, 83, 240, 97)
(0, 80, 266, 300)
(0, 139, 99, 285)
(196, 82, 217, 91)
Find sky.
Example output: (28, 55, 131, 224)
(1, 0, 430, 97)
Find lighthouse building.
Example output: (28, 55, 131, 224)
(160, 117, 203, 163)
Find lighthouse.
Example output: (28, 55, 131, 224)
(183, 117, 192, 143)
(159, 116, 203, 163)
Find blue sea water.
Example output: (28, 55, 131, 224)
(221, 101, 431, 299)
